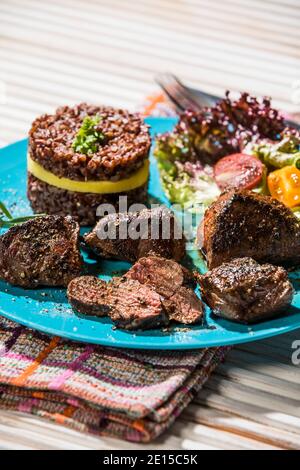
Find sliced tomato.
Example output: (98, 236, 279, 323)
(214, 153, 264, 191)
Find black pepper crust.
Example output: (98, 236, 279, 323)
(27, 173, 148, 226)
(197, 257, 294, 323)
(29, 103, 151, 181)
(84, 207, 186, 261)
(0, 215, 83, 288)
(199, 189, 300, 269)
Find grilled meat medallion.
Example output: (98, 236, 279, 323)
(68, 274, 167, 330)
(125, 255, 196, 296)
(197, 257, 294, 323)
(107, 278, 168, 330)
(126, 256, 203, 325)
(67, 256, 202, 330)
(67, 276, 110, 316)
(199, 189, 300, 269)
(0, 215, 82, 288)
(162, 286, 204, 325)
(84, 206, 185, 263)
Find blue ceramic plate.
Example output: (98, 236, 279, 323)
(0, 117, 300, 349)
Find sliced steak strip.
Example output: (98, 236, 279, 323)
(126, 255, 203, 325)
(0, 215, 82, 288)
(84, 206, 185, 263)
(107, 278, 167, 330)
(66, 256, 202, 329)
(163, 286, 203, 324)
(67, 276, 109, 316)
(125, 256, 185, 297)
(199, 189, 300, 269)
(197, 257, 294, 324)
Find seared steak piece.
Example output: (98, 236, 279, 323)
(126, 256, 195, 296)
(107, 278, 168, 330)
(65, 254, 202, 329)
(163, 286, 203, 324)
(197, 257, 294, 323)
(199, 189, 300, 269)
(0, 215, 82, 288)
(126, 256, 203, 324)
(84, 206, 185, 263)
(67, 257, 201, 329)
(85, 212, 137, 262)
(67, 274, 167, 330)
(67, 276, 109, 316)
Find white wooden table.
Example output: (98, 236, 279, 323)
(0, 0, 300, 450)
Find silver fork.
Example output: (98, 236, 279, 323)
(155, 73, 219, 112)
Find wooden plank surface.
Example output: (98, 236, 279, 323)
(0, 0, 300, 450)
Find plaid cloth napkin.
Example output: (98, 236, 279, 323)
(0, 93, 228, 443)
(0, 317, 227, 442)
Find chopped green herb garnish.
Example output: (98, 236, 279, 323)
(0, 201, 44, 228)
(72, 115, 105, 156)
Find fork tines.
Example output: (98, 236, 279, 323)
(155, 73, 218, 113)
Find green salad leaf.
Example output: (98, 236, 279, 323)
(154, 143, 220, 208)
(154, 94, 299, 209)
(252, 133, 300, 169)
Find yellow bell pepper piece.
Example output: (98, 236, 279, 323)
(268, 165, 300, 208)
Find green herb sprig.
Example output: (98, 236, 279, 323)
(72, 115, 105, 156)
(0, 201, 44, 228)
